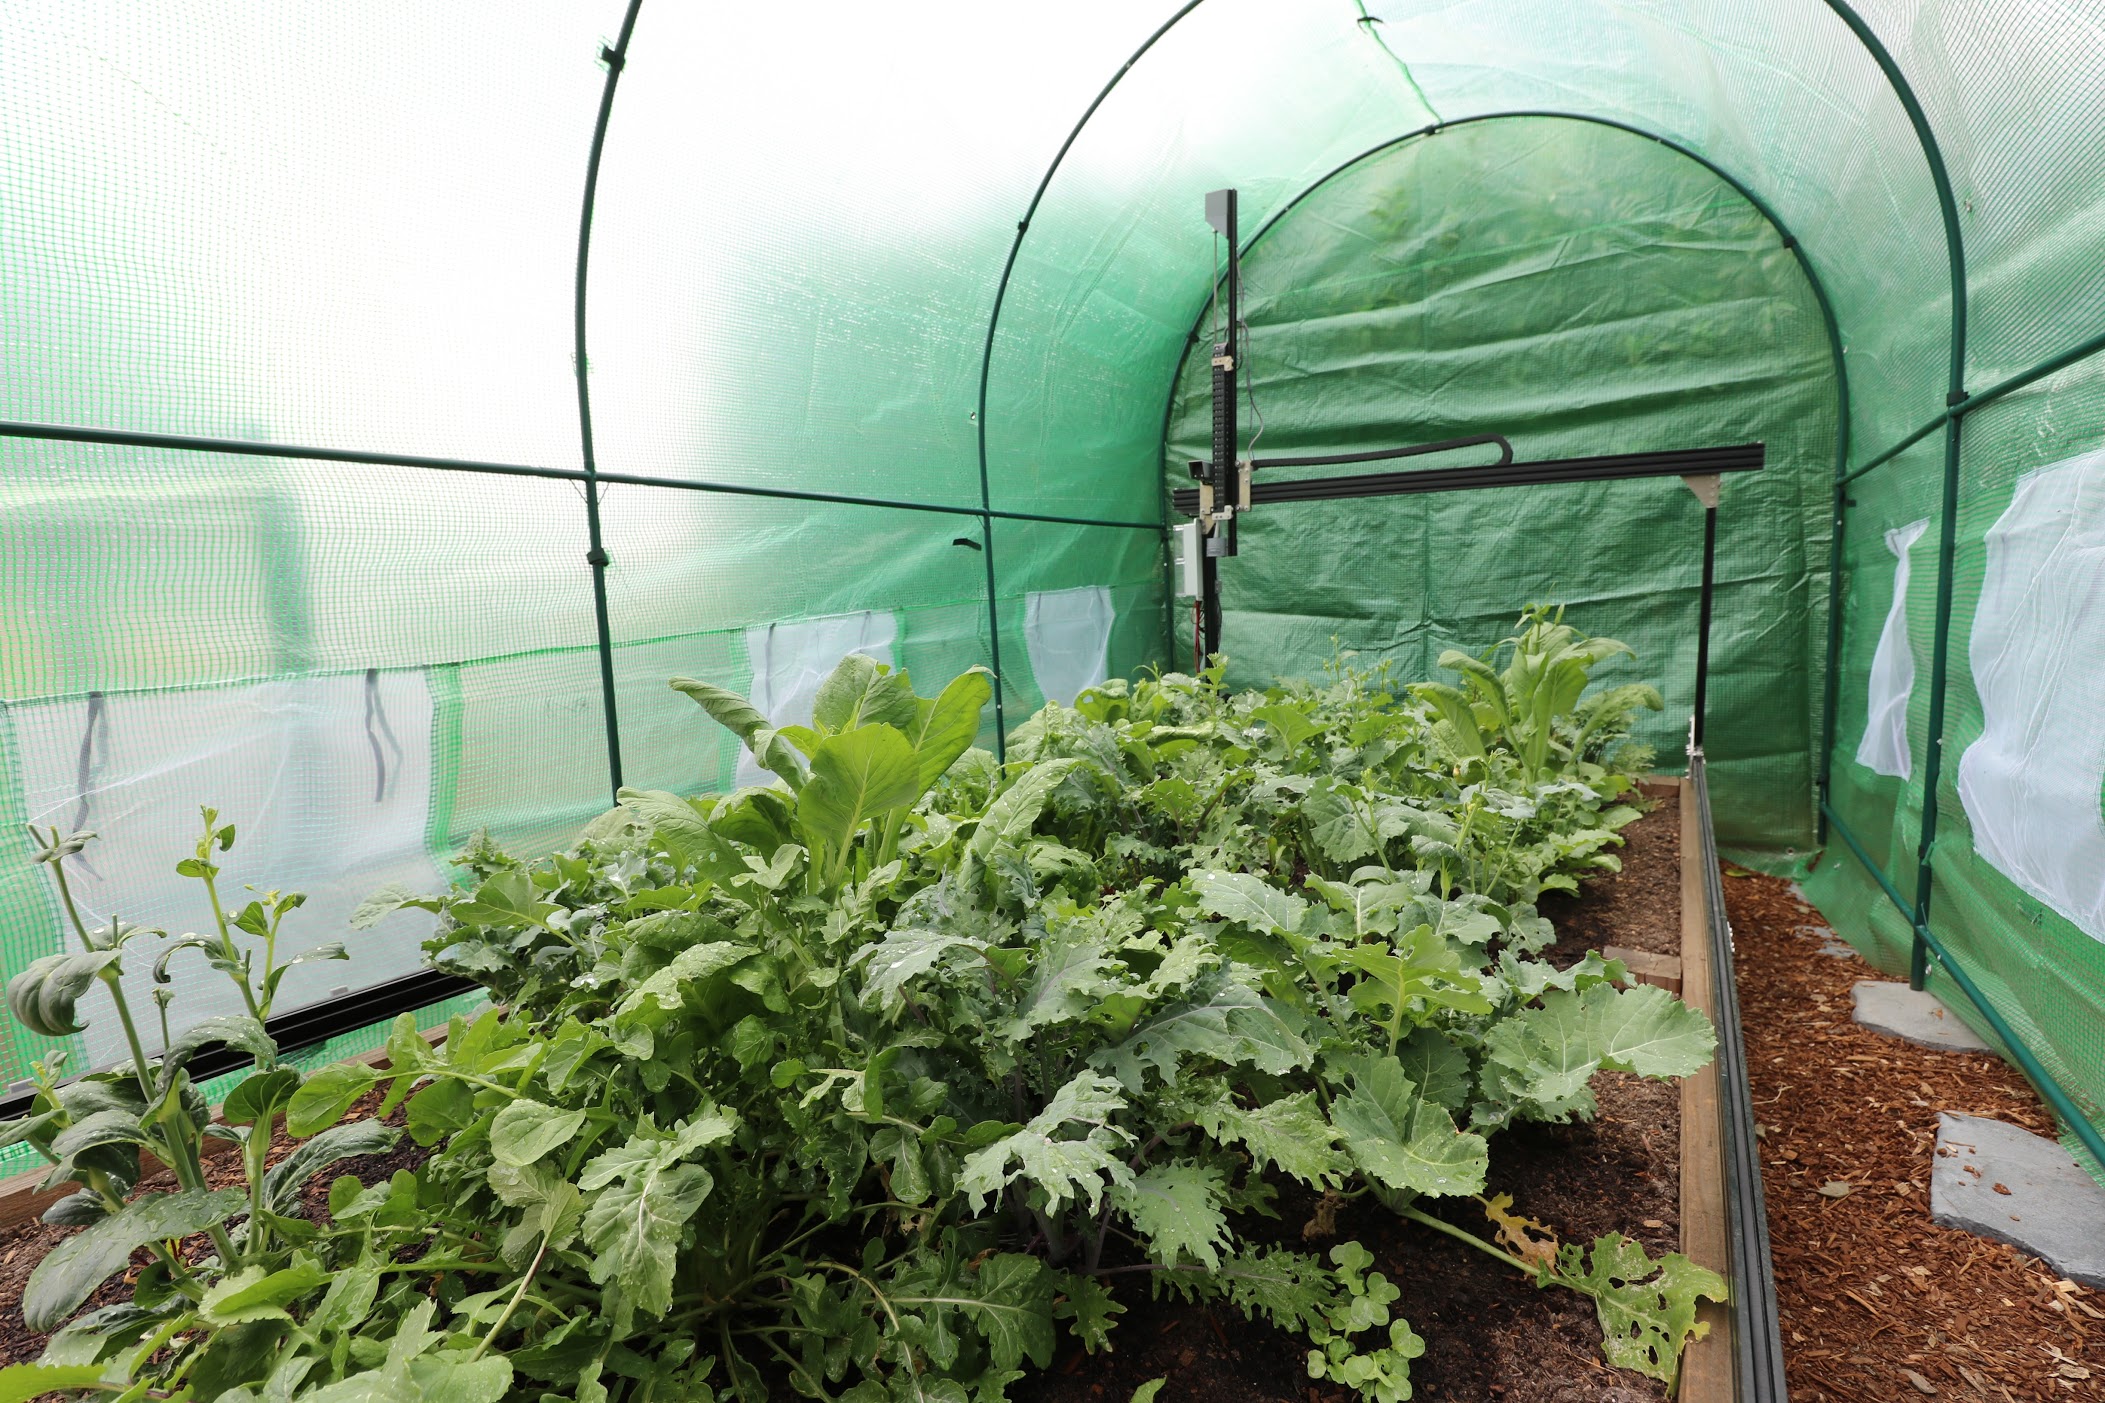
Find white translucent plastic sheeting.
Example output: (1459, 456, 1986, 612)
(9, 672, 447, 1069)
(1855, 517, 1931, 780)
(1024, 586, 1115, 707)
(1958, 452, 2105, 943)
(737, 611, 898, 788)
(1172, 522, 1202, 600)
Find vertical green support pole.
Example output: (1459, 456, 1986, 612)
(1909, 409, 1966, 989)
(1815, 475, 1848, 843)
(1812, 282, 1852, 848)
(973, 1, 1210, 765)
(977, 510, 1007, 764)
(1819, 1, 1968, 992)
(574, 0, 645, 803)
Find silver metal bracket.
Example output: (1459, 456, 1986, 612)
(1680, 472, 1722, 509)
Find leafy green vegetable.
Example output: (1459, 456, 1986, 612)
(0, 630, 1712, 1402)
(1548, 1233, 1727, 1383)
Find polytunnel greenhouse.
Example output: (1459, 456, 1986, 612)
(1, 1, 2102, 1399)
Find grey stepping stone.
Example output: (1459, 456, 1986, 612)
(1931, 1112, 2105, 1288)
(1852, 980, 1993, 1051)
(1797, 925, 1856, 959)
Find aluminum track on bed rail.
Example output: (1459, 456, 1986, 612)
(1690, 750, 1789, 1402)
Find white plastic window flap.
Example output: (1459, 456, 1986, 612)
(1854, 517, 1931, 779)
(1025, 586, 1115, 707)
(10, 671, 448, 1069)
(738, 610, 898, 788)
(1957, 451, 2105, 942)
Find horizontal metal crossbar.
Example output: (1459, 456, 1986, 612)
(1841, 324, 2105, 487)
(0, 419, 1162, 534)
(1173, 442, 1763, 515)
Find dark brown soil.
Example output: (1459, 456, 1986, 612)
(0, 790, 1689, 1399)
(1731, 867, 2105, 1402)
(1537, 782, 1682, 964)
(0, 1086, 427, 1367)
(1017, 784, 1686, 1403)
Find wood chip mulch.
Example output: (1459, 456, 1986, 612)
(1730, 866, 2105, 1400)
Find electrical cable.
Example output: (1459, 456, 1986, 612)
(1241, 307, 1264, 458)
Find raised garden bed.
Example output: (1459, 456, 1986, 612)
(0, 782, 1750, 1402)
(1014, 783, 1713, 1403)
(0, 626, 1756, 1402)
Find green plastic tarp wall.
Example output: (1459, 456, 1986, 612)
(1, 0, 2102, 1169)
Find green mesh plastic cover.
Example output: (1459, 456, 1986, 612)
(2, 0, 2103, 1163)
(1164, 118, 1836, 851)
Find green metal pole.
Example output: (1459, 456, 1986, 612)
(0, 420, 1157, 532)
(1908, 414, 1965, 991)
(974, 0, 1210, 759)
(1823, 800, 2105, 1171)
(574, 0, 647, 803)
(1818, 2, 1968, 991)
(1841, 324, 2105, 487)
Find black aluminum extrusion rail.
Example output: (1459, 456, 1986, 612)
(0, 967, 478, 1121)
(1691, 751, 1790, 1403)
(1251, 431, 1511, 470)
(1172, 442, 1762, 515)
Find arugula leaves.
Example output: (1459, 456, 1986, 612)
(4, 634, 1718, 1402)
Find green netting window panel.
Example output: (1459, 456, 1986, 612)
(1025, 586, 1118, 706)
(0, 0, 619, 463)
(734, 611, 898, 788)
(986, 522, 1167, 724)
(1164, 116, 1835, 850)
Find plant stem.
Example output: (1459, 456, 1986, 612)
(471, 1231, 550, 1360)
(1397, 1202, 1533, 1275)
(258, 909, 282, 1021)
(45, 838, 98, 956)
(197, 866, 262, 1022)
(98, 972, 159, 1106)
(813, 1260, 900, 1329)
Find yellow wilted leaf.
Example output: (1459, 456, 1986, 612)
(1480, 1192, 1559, 1268)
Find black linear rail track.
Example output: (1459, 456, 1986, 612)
(0, 968, 478, 1122)
(1252, 431, 1512, 470)
(1172, 442, 1763, 515)
(1691, 752, 1789, 1402)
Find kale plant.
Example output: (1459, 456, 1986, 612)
(14, 622, 1722, 1403)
